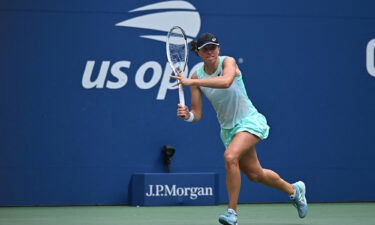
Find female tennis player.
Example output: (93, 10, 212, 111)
(171, 32, 308, 225)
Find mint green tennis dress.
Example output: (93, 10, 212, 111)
(196, 56, 270, 147)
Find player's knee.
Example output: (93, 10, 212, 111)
(223, 151, 239, 168)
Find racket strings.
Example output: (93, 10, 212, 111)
(167, 27, 188, 75)
(168, 35, 186, 72)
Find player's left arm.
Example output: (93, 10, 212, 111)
(172, 57, 237, 88)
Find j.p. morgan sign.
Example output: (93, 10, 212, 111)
(145, 184, 213, 200)
(130, 173, 219, 206)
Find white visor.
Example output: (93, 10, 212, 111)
(197, 42, 220, 50)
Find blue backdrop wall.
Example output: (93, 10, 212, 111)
(1, 0, 375, 206)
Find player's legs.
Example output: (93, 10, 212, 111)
(239, 143, 294, 195)
(223, 131, 259, 212)
(237, 132, 308, 219)
(220, 131, 307, 224)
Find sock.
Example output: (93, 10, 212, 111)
(290, 188, 297, 199)
(228, 208, 237, 215)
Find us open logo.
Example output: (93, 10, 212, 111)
(116, 0, 201, 43)
(366, 39, 375, 78)
(81, 0, 203, 100)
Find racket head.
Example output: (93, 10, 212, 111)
(166, 26, 189, 75)
(166, 26, 188, 106)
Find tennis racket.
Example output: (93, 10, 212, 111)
(166, 26, 188, 106)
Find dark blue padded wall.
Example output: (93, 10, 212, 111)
(1, 0, 375, 205)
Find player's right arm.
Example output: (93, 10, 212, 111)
(177, 72, 202, 122)
(189, 73, 202, 122)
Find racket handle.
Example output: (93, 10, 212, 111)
(178, 84, 185, 106)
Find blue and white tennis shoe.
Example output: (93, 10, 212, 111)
(218, 208, 238, 225)
(291, 181, 308, 218)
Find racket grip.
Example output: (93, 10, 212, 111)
(178, 84, 185, 106)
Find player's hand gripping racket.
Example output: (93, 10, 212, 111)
(166, 26, 188, 106)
